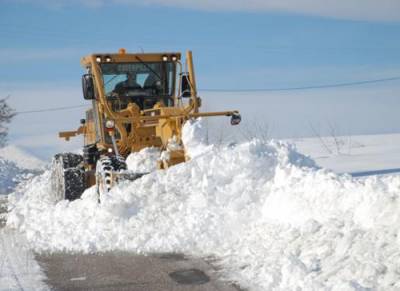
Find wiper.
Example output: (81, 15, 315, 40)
(105, 75, 119, 86)
(135, 56, 162, 82)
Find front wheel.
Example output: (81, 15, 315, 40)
(95, 155, 127, 202)
(50, 153, 85, 202)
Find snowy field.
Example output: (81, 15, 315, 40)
(292, 134, 400, 175)
(3, 121, 400, 290)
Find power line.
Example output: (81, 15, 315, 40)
(13, 75, 400, 115)
(199, 76, 400, 92)
(16, 105, 87, 115)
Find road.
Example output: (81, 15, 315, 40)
(36, 252, 240, 291)
(0, 196, 241, 291)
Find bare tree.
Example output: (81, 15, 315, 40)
(326, 121, 345, 155)
(309, 121, 353, 155)
(0, 96, 15, 147)
(308, 122, 333, 154)
(200, 119, 231, 148)
(240, 119, 271, 143)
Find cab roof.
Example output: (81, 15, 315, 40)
(80, 51, 182, 68)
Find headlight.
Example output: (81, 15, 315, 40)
(171, 55, 177, 62)
(105, 56, 112, 62)
(105, 119, 115, 129)
(95, 56, 102, 63)
(162, 55, 168, 62)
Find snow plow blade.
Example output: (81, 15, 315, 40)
(96, 169, 148, 198)
(117, 171, 148, 182)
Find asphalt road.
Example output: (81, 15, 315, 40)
(36, 252, 241, 291)
(0, 196, 241, 291)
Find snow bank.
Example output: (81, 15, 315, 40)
(126, 147, 160, 173)
(0, 228, 49, 291)
(182, 118, 212, 158)
(7, 120, 400, 290)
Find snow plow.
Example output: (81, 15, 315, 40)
(51, 49, 241, 201)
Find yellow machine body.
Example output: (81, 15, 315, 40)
(59, 49, 240, 188)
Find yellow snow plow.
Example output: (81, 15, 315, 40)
(52, 49, 241, 200)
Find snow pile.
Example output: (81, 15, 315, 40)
(126, 147, 160, 173)
(182, 118, 212, 158)
(7, 120, 400, 290)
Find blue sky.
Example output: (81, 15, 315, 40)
(1, 0, 400, 159)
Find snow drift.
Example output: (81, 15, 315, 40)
(7, 119, 400, 290)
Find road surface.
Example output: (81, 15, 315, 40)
(36, 252, 240, 291)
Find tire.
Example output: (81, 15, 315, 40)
(51, 153, 85, 202)
(96, 155, 127, 200)
(54, 152, 83, 168)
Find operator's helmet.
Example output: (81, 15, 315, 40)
(126, 72, 137, 86)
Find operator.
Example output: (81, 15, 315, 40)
(113, 72, 141, 94)
(111, 72, 145, 109)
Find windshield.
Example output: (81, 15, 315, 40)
(101, 62, 175, 96)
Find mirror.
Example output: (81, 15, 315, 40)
(181, 74, 191, 98)
(82, 74, 95, 100)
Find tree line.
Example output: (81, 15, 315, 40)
(0, 97, 15, 147)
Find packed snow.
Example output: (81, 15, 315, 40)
(126, 147, 160, 173)
(6, 120, 400, 290)
(0, 228, 49, 291)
